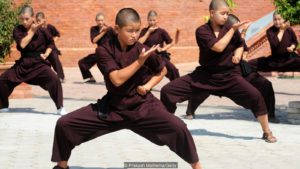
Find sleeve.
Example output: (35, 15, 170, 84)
(161, 29, 173, 44)
(144, 53, 166, 74)
(48, 24, 60, 37)
(289, 28, 299, 47)
(13, 27, 27, 48)
(195, 26, 218, 49)
(90, 27, 99, 43)
(42, 28, 55, 50)
(107, 27, 117, 39)
(96, 46, 120, 78)
(138, 28, 148, 39)
(234, 30, 244, 48)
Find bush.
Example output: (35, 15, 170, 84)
(273, 0, 300, 25)
(0, 0, 30, 63)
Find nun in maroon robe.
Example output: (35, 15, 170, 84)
(78, 13, 115, 83)
(51, 9, 200, 168)
(36, 12, 65, 81)
(249, 14, 299, 72)
(0, 10, 63, 114)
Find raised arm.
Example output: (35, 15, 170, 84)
(211, 21, 249, 53)
(108, 45, 159, 87)
(19, 23, 43, 49)
(138, 27, 158, 44)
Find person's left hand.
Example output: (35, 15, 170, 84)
(136, 85, 150, 96)
(287, 46, 295, 53)
(232, 55, 241, 64)
(40, 53, 48, 60)
(156, 47, 164, 53)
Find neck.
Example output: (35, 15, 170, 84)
(117, 36, 128, 51)
(210, 20, 221, 32)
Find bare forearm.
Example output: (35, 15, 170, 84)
(161, 42, 174, 51)
(234, 46, 244, 58)
(138, 31, 151, 44)
(144, 67, 167, 90)
(53, 36, 59, 42)
(20, 30, 35, 49)
(92, 31, 106, 44)
(211, 28, 235, 52)
(109, 58, 146, 87)
(44, 48, 52, 57)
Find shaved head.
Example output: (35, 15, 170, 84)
(115, 8, 141, 28)
(36, 12, 45, 19)
(148, 10, 158, 18)
(19, 5, 34, 16)
(96, 12, 104, 20)
(209, 0, 228, 11)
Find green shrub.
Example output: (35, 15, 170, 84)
(0, 0, 30, 63)
(273, 0, 300, 25)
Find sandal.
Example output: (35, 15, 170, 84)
(53, 165, 69, 169)
(262, 131, 277, 143)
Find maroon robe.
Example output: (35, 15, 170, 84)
(45, 24, 65, 79)
(161, 21, 268, 117)
(78, 26, 115, 79)
(139, 27, 179, 81)
(186, 43, 276, 118)
(0, 25, 63, 109)
(51, 35, 199, 164)
(249, 26, 300, 71)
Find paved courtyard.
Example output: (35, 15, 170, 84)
(1, 63, 300, 169)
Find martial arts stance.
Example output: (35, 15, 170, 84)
(51, 8, 201, 169)
(139, 10, 180, 81)
(185, 13, 280, 123)
(78, 12, 115, 83)
(0, 6, 66, 115)
(36, 12, 65, 82)
(161, 0, 277, 143)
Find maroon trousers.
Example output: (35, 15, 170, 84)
(161, 73, 268, 117)
(51, 95, 199, 164)
(0, 68, 63, 109)
(78, 53, 100, 79)
(186, 72, 276, 118)
(47, 50, 65, 80)
(249, 55, 300, 72)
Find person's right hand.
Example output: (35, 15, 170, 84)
(30, 22, 43, 32)
(100, 25, 108, 32)
(232, 21, 250, 31)
(148, 26, 158, 33)
(139, 44, 159, 61)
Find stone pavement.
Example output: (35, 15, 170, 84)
(1, 62, 300, 169)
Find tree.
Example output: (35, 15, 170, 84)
(0, 0, 30, 63)
(273, 0, 300, 25)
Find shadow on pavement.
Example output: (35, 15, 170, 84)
(189, 129, 258, 140)
(4, 107, 58, 115)
(275, 91, 300, 96)
(180, 105, 289, 124)
(72, 81, 106, 86)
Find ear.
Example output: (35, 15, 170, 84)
(209, 10, 214, 18)
(114, 25, 120, 34)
